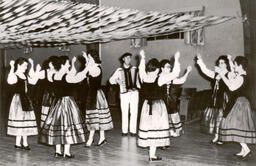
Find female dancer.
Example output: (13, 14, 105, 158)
(218, 56, 256, 159)
(40, 54, 90, 158)
(7, 57, 41, 150)
(196, 54, 230, 143)
(159, 59, 192, 137)
(85, 52, 113, 147)
(40, 56, 59, 127)
(137, 50, 180, 161)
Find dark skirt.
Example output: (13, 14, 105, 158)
(41, 91, 56, 127)
(219, 97, 256, 143)
(200, 107, 223, 134)
(40, 96, 86, 145)
(85, 90, 113, 131)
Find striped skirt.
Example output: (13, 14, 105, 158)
(138, 99, 170, 147)
(40, 96, 86, 145)
(40, 91, 56, 128)
(200, 107, 223, 134)
(86, 90, 113, 131)
(169, 112, 183, 135)
(7, 94, 38, 136)
(219, 97, 256, 144)
(40, 106, 49, 128)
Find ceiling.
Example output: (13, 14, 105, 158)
(0, 0, 234, 48)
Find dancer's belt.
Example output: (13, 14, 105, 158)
(145, 97, 162, 115)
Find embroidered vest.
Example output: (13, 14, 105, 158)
(119, 66, 139, 93)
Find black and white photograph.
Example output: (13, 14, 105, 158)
(0, 0, 256, 165)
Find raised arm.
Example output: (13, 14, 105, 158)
(227, 54, 236, 74)
(38, 70, 45, 80)
(7, 60, 17, 85)
(89, 66, 101, 77)
(69, 56, 77, 76)
(28, 64, 42, 85)
(138, 50, 147, 82)
(66, 66, 89, 83)
(28, 58, 35, 78)
(173, 66, 192, 84)
(135, 68, 141, 89)
(158, 51, 181, 86)
(196, 54, 215, 79)
(87, 54, 101, 77)
(35, 64, 46, 81)
(66, 52, 90, 83)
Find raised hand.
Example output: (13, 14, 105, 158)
(187, 65, 192, 73)
(82, 51, 88, 61)
(196, 53, 202, 59)
(140, 50, 145, 59)
(72, 56, 77, 64)
(196, 54, 203, 65)
(9, 60, 15, 68)
(82, 51, 87, 58)
(174, 51, 180, 60)
(227, 54, 232, 61)
(82, 51, 89, 63)
(28, 58, 34, 65)
(85, 54, 92, 68)
(36, 64, 41, 71)
(88, 54, 95, 66)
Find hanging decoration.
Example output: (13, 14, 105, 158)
(0, 0, 235, 48)
(23, 47, 33, 54)
(184, 8, 205, 46)
(58, 45, 71, 51)
(130, 38, 147, 48)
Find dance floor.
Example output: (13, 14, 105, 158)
(0, 111, 255, 166)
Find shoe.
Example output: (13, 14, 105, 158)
(84, 140, 94, 147)
(14, 145, 23, 149)
(170, 130, 175, 137)
(209, 141, 215, 144)
(130, 133, 137, 137)
(172, 132, 180, 138)
(216, 141, 223, 145)
(122, 133, 128, 136)
(239, 151, 252, 160)
(209, 140, 217, 144)
(23, 146, 30, 151)
(149, 156, 162, 161)
(54, 153, 63, 158)
(160, 146, 169, 150)
(63, 154, 75, 158)
(234, 153, 243, 157)
(97, 140, 107, 146)
(209, 140, 222, 145)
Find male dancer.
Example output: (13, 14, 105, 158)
(109, 52, 140, 136)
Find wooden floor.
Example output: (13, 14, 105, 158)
(0, 114, 256, 166)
